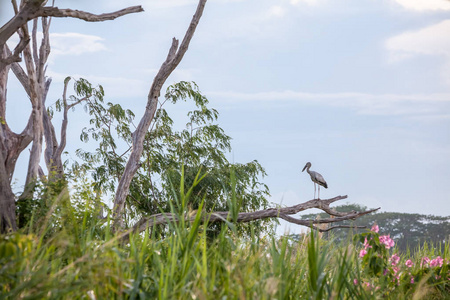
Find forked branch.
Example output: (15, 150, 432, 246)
(119, 195, 380, 241)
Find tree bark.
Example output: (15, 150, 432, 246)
(112, 0, 208, 230)
(0, 146, 17, 233)
(43, 77, 87, 181)
(0, 2, 144, 233)
(17, 19, 45, 202)
(1, 43, 36, 232)
(119, 195, 380, 242)
(0, 49, 18, 232)
(0, 2, 143, 46)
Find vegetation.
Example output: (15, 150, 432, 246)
(299, 204, 450, 252)
(2, 1, 448, 299)
(1, 182, 449, 299)
(70, 80, 271, 237)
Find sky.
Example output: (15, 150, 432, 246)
(2, 0, 450, 235)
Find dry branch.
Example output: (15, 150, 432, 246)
(37, 6, 144, 22)
(0, 1, 144, 233)
(0, 2, 143, 46)
(112, 0, 208, 230)
(0, 35, 30, 64)
(118, 195, 380, 242)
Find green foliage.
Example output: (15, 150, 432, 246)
(4, 193, 449, 299)
(72, 80, 271, 235)
(12, 77, 450, 298)
(16, 177, 69, 229)
(353, 229, 450, 298)
(355, 232, 388, 277)
(299, 203, 450, 252)
(307, 230, 329, 299)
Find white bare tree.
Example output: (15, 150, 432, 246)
(0, 0, 143, 233)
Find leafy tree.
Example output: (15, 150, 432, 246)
(72, 80, 271, 236)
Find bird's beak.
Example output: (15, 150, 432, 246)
(302, 165, 307, 172)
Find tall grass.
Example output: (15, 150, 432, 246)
(1, 175, 449, 299)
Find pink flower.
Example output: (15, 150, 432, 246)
(405, 259, 414, 268)
(363, 237, 372, 249)
(371, 224, 379, 233)
(390, 254, 400, 266)
(392, 275, 400, 285)
(392, 266, 399, 275)
(420, 256, 430, 267)
(421, 257, 430, 267)
(363, 282, 374, 290)
(430, 256, 444, 268)
(359, 249, 367, 258)
(353, 279, 358, 285)
(410, 277, 414, 284)
(379, 235, 395, 249)
(383, 269, 388, 276)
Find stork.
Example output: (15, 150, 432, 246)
(302, 162, 328, 199)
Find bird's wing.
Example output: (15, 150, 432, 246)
(312, 172, 328, 188)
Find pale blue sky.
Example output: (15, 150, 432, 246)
(3, 0, 450, 233)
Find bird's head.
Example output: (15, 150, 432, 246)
(302, 162, 311, 172)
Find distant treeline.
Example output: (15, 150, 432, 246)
(293, 204, 450, 252)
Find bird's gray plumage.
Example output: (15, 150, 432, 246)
(302, 162, 328, 199)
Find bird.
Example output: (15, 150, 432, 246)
(302, 162, 328, 199)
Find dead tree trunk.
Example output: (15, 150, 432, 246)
(112, 0, 208, 230)
(0, 1, 143, 233)
(0, 148, 17, 232)
(0, 46, 33, 232)
(119, 195, 380, 242)
(43, 77, 90, 181)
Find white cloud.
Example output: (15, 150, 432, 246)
(7, 32, 107, 57)
(386, 20, 450, 84)
(290, 0, 321, 6)
(207, 90, 450, 116)
(392, 0, 450, 11)
(50, 33, 107, 56)
(386, 20, 450, 61)
(266, 5, 286, 18)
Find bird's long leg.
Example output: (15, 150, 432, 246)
(318, 185, 320, 200)
(314, 183, 316, 199)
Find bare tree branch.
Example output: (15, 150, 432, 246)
(32, 19, 39, 65)
(316, 224, 368, 233)
(112, 0, 207, 230)
(0, 34, 30, 65)
(0, 2, 143, 46)
(37, 6, 144, 22)
(0, 1, 144, 233)
(279, 207, 379, 231)
(0, 47, 34, 182)
(10, 60, 30, 95)
(118, 195, 380, 242)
